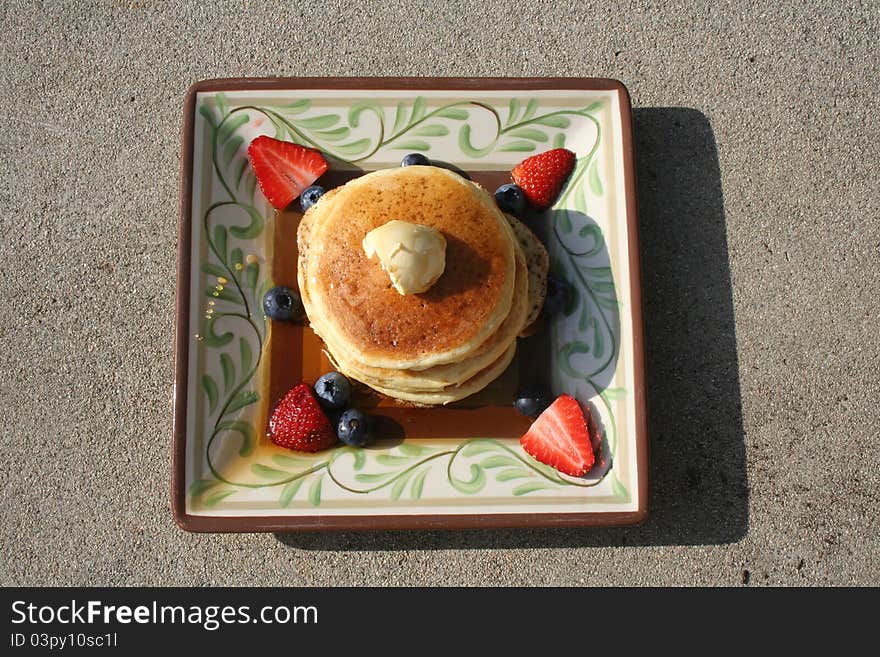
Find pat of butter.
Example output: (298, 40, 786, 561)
(362, 220, 447, 295)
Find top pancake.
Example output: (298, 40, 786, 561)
(298, 166, 517, 370)
(315, 232, 530, 392)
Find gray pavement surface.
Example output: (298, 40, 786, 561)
(1, 0, 878, 586)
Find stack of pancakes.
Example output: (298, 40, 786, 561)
(297, 166, 548, 405)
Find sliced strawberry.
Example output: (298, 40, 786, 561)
(268, 383, 337, 452)
(247, 136, 328, 210)
(519, 394, 596, 476)
(511, 148, 576, 210)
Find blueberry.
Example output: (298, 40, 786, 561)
(494, 183, 527, 215)
(541, 275, 574, 318)
(514, 385, 552, 418)
(314, 372, 352, 411)
(337, 408, 374, 447)
(401, 153, 430, 167)
(262, 285, 303, 322)
(300, 185, 325, 211)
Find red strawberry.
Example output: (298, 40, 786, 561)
(268, 384, 337, 452)
(519, 394, 596, 476)
(247, 136, 328, 210)
(511, 148, 576, 210)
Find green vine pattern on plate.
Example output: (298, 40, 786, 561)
(215, 95, 604, 163)
(192, 439, 610, 509)
(191, 93, 627, 509)
(547, 112, 629, 500)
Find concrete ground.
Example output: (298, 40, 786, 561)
(1, 1, 877, 586)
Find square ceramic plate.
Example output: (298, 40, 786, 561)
(173, 78, 647, 531)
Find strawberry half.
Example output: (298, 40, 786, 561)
(511, 148, 576, 210)
(519, 394, 596, 476)
(247, 136, 328, 210)
(268, 383, 337, 452)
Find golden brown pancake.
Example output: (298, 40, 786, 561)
(345, 343, 518, 405)
(317, 238, 530, 392)
(504, 214, 549, 333)
(299, 166, 516, 370)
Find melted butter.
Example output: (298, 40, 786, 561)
(362, 220, 447, 295)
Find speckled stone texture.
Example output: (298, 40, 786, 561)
(1, 0, 877, 586)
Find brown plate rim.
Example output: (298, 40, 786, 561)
(172, 77, 648, 533)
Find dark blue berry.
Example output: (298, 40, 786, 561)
(262, 285, 302, 322)
(541, 275, 574, 318)
(314, 372, 352, 412)
(494, 183, 527, 215)
(300, 185, 325, 211)
(514, 385, 552, 418)
(401, 153, 430, 167)
(337, 408, 373, 447)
